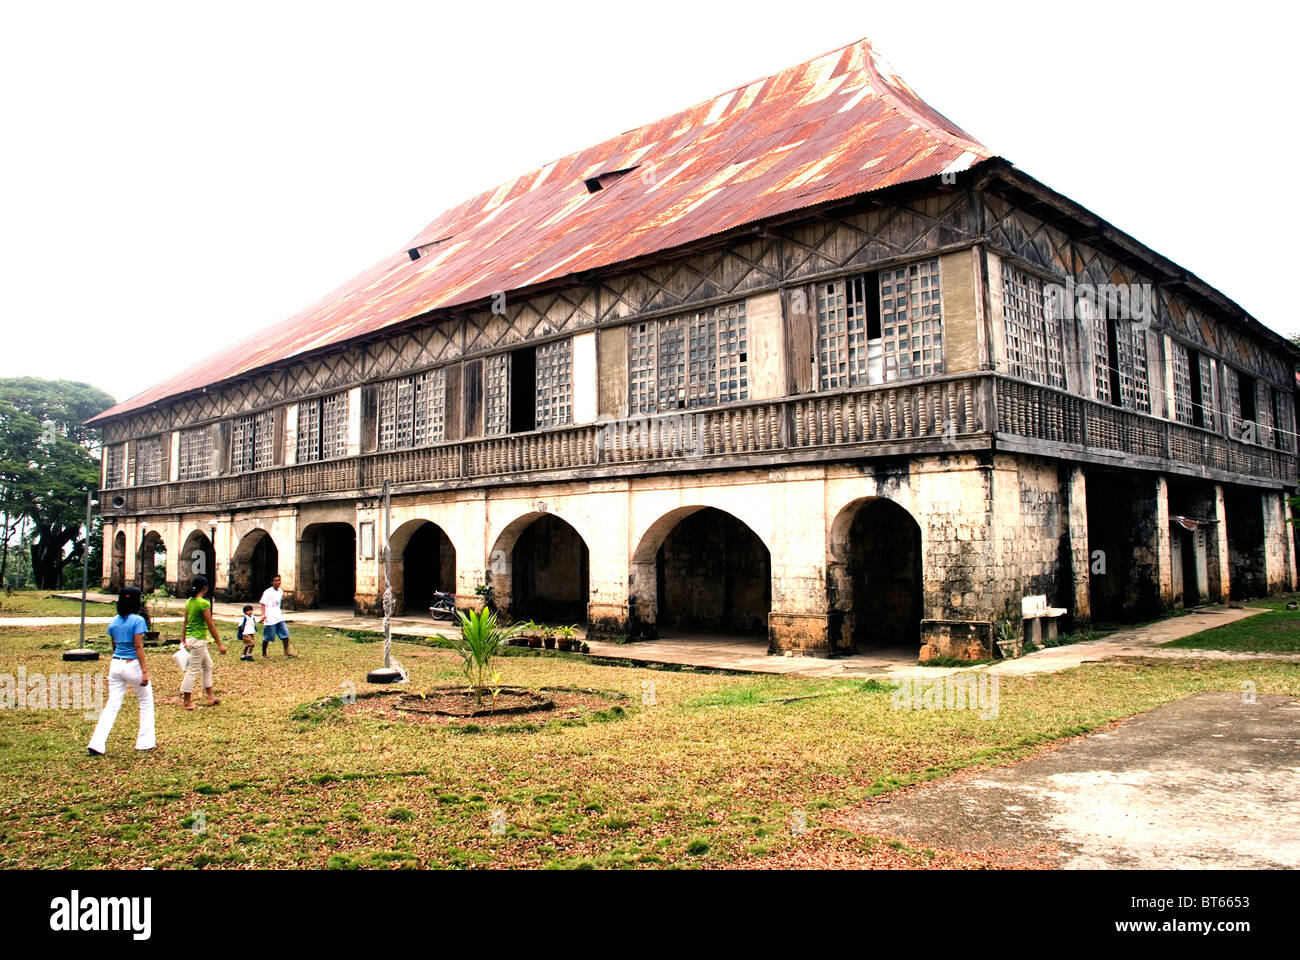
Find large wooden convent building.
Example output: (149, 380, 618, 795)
(89, 39, 1299, 658)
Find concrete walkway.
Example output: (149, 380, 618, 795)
(42, 594, 1297, 678)
(832, 691, 1300, 868)
(0, 616, 182, 628)
(582, 606, 1293, 679)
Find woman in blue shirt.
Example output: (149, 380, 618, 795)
(87, 586, 156, 755)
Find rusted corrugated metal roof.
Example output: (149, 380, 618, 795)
(91, 38, 992, 423)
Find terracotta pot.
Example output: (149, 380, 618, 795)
(528, 637, 543, 649)
(556, 638, 573, 652)
(543, 637, 556, 650)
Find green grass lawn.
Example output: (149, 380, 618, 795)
(0, 590, 111, 618)
(1, 621, 1297, 869)
(1161, 595, 1300, 654)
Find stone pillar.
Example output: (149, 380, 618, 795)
(1067, 466, 1091, 624)
(767, 471, 831, 656)
(1210, 484, 1230, 602)
(1263, 490, 1295, 594)
(626, 559, 657, 642)
(1153, 476, 1174, 609)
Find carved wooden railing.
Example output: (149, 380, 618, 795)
(100, 372, 1295, 515)
(995, 378, 1298, 482)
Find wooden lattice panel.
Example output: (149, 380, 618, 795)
(135, 435, 165, 486)
(484, 353, 510, 436)
(177, 427, 214, 481)
(881, 258, 944, 381)
(297, 397, 322, 462)
(1169, 340, 1194, 424)
(378, 370, 446, 450)
(321, 392, 349, 459)
(626, 301, 748, 412)
(535, 339, 573, 429)
(104, 443, 126, 488)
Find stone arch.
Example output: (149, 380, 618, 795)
(629, 506, 772, 640)
(828, 497, 924, 652)
(389, 519, 458, 615)
(488, 511, 589, 625)
(177, 529, 216, 598)
(110, 530, 126, 593)
(297, 521, 357, 610)
(231, 528, 280, 603)
(137, 529, 167, 594)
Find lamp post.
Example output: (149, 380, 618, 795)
(367, 480, 404, 684)
(64, 487, 100, 662)
(137, 521, 149, 590)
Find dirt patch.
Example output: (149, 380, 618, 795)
(827, 692, 1300, 869)
(345, 685, 628, 728)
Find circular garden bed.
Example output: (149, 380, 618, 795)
(344, 685, 629, 730)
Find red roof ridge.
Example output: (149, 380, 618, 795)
(91, 37, 995, 424)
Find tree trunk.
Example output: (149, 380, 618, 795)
(0, 505, 9, 587)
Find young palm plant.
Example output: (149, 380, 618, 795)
(437, 607, 519, 709)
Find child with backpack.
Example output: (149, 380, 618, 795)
(237, 605, 259, 661)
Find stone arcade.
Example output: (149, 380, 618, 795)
(90, 39, 1299, 660)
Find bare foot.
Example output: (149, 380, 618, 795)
(206, 698, 221, 707)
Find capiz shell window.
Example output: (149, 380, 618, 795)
(105, 443, 126, 488)
(377, 371, 446, 451)
(881, 259, 944, 381)
(177, 427, 215, 481)
(627, 302, 748, 414)
(298, 391, 351, 462)
(230, 410, 275, 474)
(135, 435, 165, 486)
(1000, 264, 1062, 388)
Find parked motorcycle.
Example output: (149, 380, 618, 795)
(429, 590, 456, 621)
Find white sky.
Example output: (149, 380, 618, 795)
(2, 0, 1296, 407)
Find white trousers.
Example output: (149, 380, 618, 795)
(88, 658, 156, 753)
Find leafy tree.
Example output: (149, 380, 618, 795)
(0, 379, 115, 588)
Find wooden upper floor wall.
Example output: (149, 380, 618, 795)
(99, 180, 1298, 481)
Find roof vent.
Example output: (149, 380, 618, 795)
(408, 236, 454, 261)
(583, 166, 640, 194)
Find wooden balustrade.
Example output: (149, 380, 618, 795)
(99, 373, 1296, 516)
(995, 378, 1297, 482)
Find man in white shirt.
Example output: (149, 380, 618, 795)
(259, 574, 295, 658)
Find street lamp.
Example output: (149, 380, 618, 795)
(367, 480, 405, 684)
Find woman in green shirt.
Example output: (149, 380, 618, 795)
(181, 575, 227, 710)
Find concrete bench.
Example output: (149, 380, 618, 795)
(1022, 595, 1068, 645)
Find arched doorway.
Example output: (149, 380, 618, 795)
(829, 498, 923, 652)
(631, 507, 772, 639)
(138, 530, 166, 594)
(232, 529, 279, 603)
(177, 529, 216, 598)
(298, 522, 356, 610)
(491, 513, 589, 625)
(110, 531, 126, 593)
(392, 520, 457, 615)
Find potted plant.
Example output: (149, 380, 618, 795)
(556, 624, 578, 652)
(580, 641, 590, 654)
(541, 625, 557, 650)
(509, 620, 536, 647)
